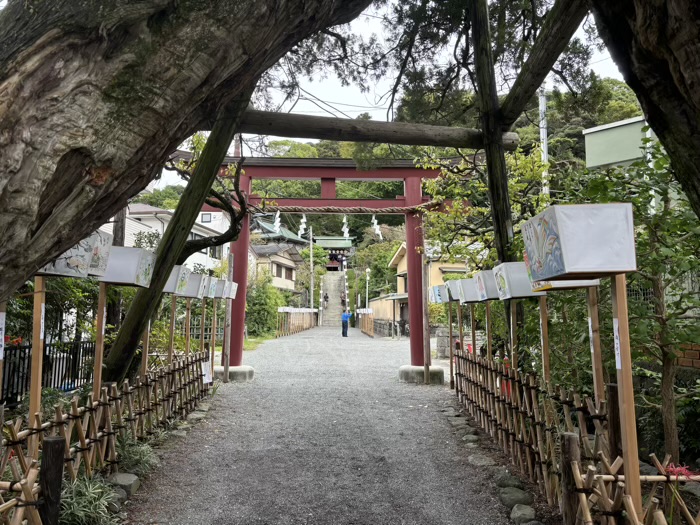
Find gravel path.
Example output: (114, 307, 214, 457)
(126, 327, 510, 525)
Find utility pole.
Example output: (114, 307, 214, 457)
(309, 226, 314, 310)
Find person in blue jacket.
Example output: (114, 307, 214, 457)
(341, 311, 352, 337)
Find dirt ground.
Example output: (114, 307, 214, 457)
(125, 327, 512, 525)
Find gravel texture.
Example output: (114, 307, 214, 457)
(125, 327, 509, 525)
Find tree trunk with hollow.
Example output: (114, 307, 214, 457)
(590, 0, 700, 221)
(0, 0, 372, 302)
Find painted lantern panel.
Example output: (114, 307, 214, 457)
(522, 203, 636, 281)
(99, 247, 155, 287)
(88, 230, 113, 277)
(458, 279, 480, 303)
(474, 271, 499, 301)
(493, 262, 546, 299)
(39, 235, 98, 278)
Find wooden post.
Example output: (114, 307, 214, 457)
(38, 436, 65, 525)
(509, 299, 518, 369)
(168, 295, 177, 364)
(448, 301, 454, 389)
(538, 296, 551, 383)
(470, 303, 477, 356)
(92, 282, 108, 399)
(29, 276, 46, 419)
(200, 297, 207, 354)
(140, 321, 151, 378)
(606, 383, 623, 462)
(457, 301, 464, 357)
(561, 432, 581, 525)
(485, 302, 493, 360)
(185, 298, 192, 354)
(422, 253, 430, 384)
(0, 301, 7, 399)
(209, 298, 217, 379)
(610, 274, 642, 514)
(586, 287, 605, 407)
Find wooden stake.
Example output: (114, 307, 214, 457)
(457, 301, 464, 356)
(29, 276, 46, 420)
(38, 437, 64, 525)
(200, 297, 207, 354)
(185, 298, 192, 354)
(586, 287, 605, 407)
(610, 274, 642, 514)
(92, 282, 108, 399)
(209, 298, 217, 380)
(485, 302, 493, 360)
(140, 321, 150, 379)
(561, 433, 581, 525)
(168, 295, 177, 364)
(470, 303, 477, 356)
(0, 300, 7, 400)
(448, 301, 454, 389)
(510, 300, 518, 369)
(538, 296, 550, 383)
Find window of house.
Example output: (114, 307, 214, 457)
(276, 265, 283, 278)
(285, 267, 293, 281)
(201, 213, 211, 223)
(209, 245, 222, 259)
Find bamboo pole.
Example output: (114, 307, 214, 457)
(185, 298, 192, 354)
(140, 321, 151, 378)
(448, 301, 454, 389)
(470, 303, 477, 355)
(457, 301, 464, 355)
(586, 287, 605, 407)
(538, 296, 550, 383)
(209, 298, 217, 380)
(29, 276, 46, 420)
(92, 282, 108, 399)
(199, 297, 207, 354)
(610, 274, 642, 514)
(0, 301, 7, 400)
(168, 295, 177, 364)
(485, 302, 493, 360)
(509, 300, 518, 369)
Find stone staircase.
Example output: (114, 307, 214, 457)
(321, 272, 345, 327)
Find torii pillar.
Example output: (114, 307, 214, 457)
(399, 177, 444, 384)
(222, 172, 255, 381)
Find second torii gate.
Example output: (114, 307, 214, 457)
(224, 157, 442, 369)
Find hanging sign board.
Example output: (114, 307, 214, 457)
(99, 247, 155, 287)
(87, 230, 114, 277)
(493, 262, 546, 300)
(522, 203, 637, 281)
(228, 282, 238, 300)
(164, 265, 192, 294)
(474, 271, 499, 301)
(39, 235, 97, 278)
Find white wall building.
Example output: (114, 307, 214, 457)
(100, 203, 231, 272)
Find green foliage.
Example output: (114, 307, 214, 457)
(60, 476, 119, 525)
(116, 437, 160, 477)
(295, 245, 329, 306)
(14, 388, 66, 421)
(428, 303, 447, 326)
(268, 139, 319, 158)
(132, 184, 185, 210)
(133, 230, 161, 251)
(353, 240, 402, 300)
(246, 272, 285, 336)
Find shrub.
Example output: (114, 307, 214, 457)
(246, 273, 285, 336)
(60, 476, 119, 525)
(116, 437, 160, 478)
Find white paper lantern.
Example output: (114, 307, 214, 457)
(215, 279, 231, 298)
(39, 235, 98, 278)
(88, 230, 113, 277)
(457, 279, 480, 303)
(164, 265, 191, 294)
(445, 280, 462, 302)
(99, 247, 155, 287)
(493, 262, 546, 300)
(205, 276, 218, 298)
(181, 274, 208, 299)
(474, 271, 499, 301)
(522, 203, 637, 281)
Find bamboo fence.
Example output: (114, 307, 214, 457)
(276, 308, 317, 337)
(454, 350, 700, 525)
(0, 352, 210, 525)
(359, 313, 374, 338)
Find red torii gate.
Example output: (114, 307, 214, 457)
(223, 157, 442, 368)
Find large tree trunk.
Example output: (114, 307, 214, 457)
(590, 1, 700, 221)
(0, 0, 372, 302)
